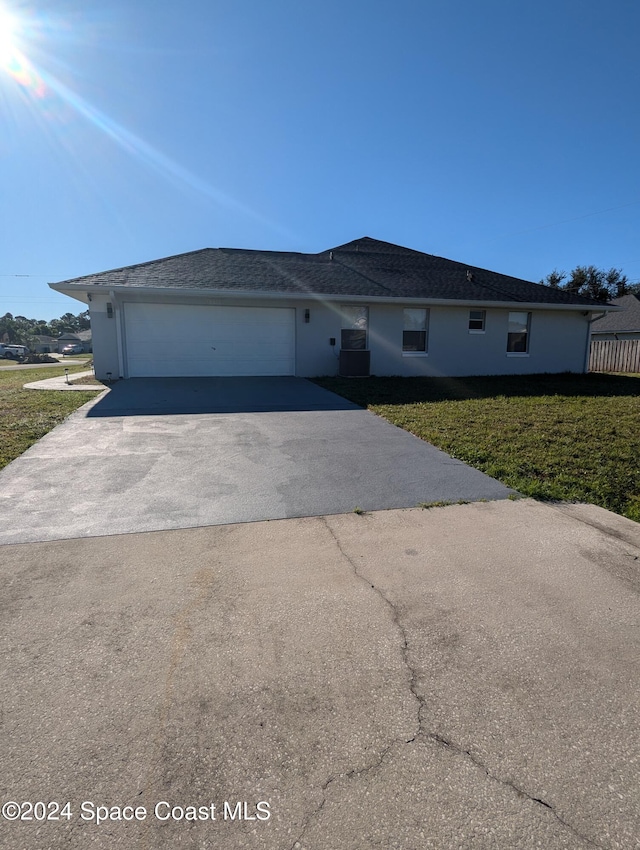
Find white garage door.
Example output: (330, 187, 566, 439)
(124, 303, 296, 377)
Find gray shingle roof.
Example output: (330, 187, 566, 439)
(50, 236, 607, 307)
(590, 293, 640, 333)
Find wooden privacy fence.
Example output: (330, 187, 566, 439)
(589, 338, 640, 373)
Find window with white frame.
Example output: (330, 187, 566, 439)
(402, 308, 428, 354)
(507, 311, 531, 353)
(469, 309, 485, 332)
(341, 305, 368, 350)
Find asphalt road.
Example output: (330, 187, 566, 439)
(0, 377, 512, 544)
(1, 500, 638, 849)
(0, 358, 86, 370)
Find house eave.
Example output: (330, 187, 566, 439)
(47, 286, 89, 305)
(48, 282, 621, 312)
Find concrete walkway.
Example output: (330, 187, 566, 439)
(0, 500, 638, 850)
(22, 370, 105, 391)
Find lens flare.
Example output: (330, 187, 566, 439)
(0, 6, 18, 57)
(0, 3, 292, 237)
(4, 46, 45, 97)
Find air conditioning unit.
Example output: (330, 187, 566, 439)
(339, 349, 370, 377)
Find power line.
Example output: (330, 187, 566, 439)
(0, 299, 74, 304)
(485, 199, 640, 245)
(0, 294, 70, 297)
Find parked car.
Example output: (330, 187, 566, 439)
(0, 344, 29, 360)
(61, 343, 84, 355)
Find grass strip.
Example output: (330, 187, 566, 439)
(0, 364, 99, 470)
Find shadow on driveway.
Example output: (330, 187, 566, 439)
(87, 377, 361, 416)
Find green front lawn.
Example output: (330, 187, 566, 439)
(313, 373, 640, 522)
(0, 365, 99, 470)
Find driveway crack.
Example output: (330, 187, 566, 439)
(296, 516, 610, 850)
(426, 732, 607, 849)
(320, 516, 425, 735)
(288, 518, 425, 849)
(290, 739, 401, 850)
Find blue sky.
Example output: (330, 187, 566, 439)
(1, 0, 639, 320)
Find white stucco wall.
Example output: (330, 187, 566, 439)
(368, 304, 589, 377)
(88, 292, 591, 379)
(89, 295, 121, 379)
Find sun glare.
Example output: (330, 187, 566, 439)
(0, 7, 18, 62)
(0, 4, 47, 98)
(0, 2, 284, 233)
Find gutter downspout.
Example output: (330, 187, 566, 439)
(584, 311, 606, 373)
(109, 290, 125, 379)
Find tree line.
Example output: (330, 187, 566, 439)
(0, 310, 90, 345)
(540, 266, 639, 302)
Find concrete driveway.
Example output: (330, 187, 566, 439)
(0, 377, 511, 544)
(1, 500, 639, 849)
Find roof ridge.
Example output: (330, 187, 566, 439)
(330, 255, 396, 296)
(330, 237, 425, 255)
(219, 247, 309, 257)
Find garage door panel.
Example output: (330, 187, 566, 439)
(124, 303, 295, 377)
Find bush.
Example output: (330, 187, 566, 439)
(23, 354, 58, 364)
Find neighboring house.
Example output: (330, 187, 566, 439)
(75, 329, 93, 352)
(589, 293, 640, 373)
(590, 293, 640, 340)
(33, 335, 58, 353)
(48, 237, 619, 381)
(57, 331, 92, 353)
(57, 333, 83, 353)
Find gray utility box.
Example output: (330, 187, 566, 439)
(338, 349, 370, 377)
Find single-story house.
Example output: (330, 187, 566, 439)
(57, 333, 82, 352)
(590, 293, 640, 340)
(32, 335, 58, 353)
(48, 237, 619, 381)
(57, 330, 93, 353)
